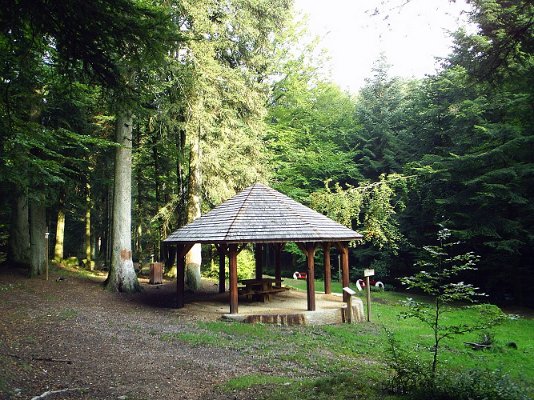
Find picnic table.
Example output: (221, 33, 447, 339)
(238, 278, 287, 302)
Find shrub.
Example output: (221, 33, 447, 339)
(400, 227, 505, 377)
(385, 328, 431, 395)
(386, 329, 529, 400)
(412, 368, 531, 400)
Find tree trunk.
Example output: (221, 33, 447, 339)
(105, 112, 140, 292)
(133, 122, 142, 257)
(185, 129, 202, 290)
(165, 128, 186, 279)
(29, 201, 47, 277)
(151, 117, 162, 261)
(84, 182, 93, 270)
(54, 192, 66, 262)
(8, 189, 31, 268)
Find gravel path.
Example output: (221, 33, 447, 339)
(0, 268, 278, 400)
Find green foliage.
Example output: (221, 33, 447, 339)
(450, 0, 533, 82)
(266, 26, 362, 202)
(267, 373, 389, 400)
(203, 248, 255, 281)
(310, 174, 410, 251)
(397, 0, 534, 304)
(413, 369, 530, 400)
(354, 55, 408, 179)
(0, 0, 531, 310)
(385, 328, 431, 395)
(131, 0, 293, 261)
(400, 228, 505, 376)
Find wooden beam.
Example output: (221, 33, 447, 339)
(323, 243, 332, 294)
(254, 243, 263, 280)
(229, 244, 238, 314)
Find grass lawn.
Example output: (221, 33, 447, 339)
(170, 278, 534, 399)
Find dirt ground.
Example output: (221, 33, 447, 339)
(0, 266, 342, 400)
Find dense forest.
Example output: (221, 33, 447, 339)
(1, 0, 532, 305)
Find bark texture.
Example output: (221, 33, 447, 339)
(8, 190, 31, 267)
(185, 132, 202, 290)
(106, 112, 140, 292)
(85, 182, 93, 270)
(29, 201, 47, 277)
(54, 208, 65, 261)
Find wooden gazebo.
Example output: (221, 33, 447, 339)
(163, 183, 362, 314)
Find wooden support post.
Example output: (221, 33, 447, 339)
(254, 243, 263, 280)
(335, 242, 350, 302)
(297, 242, 317, 311)
(229, 244, 238, 314)
(295, 242, 318, 311)
(323, 243, 331, 294)
(217, 245, 227, 293)
(365, 276, 371, 322)
(274, 243, 284, 287)
(306, 243, 317, 311)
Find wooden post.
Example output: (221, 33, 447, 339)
(229, 244, 238, 314)
(343, 287, 356, 323)
(323, 243, 331, 294)
(336, 242, 350, 302)
(254, 243, 263, 280)
(274, 243, 284, 287)
(364, 269, 374, 322)
(297, 243, 317, 311)
(305, 243, 317, 311)
(365, 276, 371, 322)
(338, 254, 342, 283)
(217, 245, 227, 293)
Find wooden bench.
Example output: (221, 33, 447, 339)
(238, 278, 288, 302)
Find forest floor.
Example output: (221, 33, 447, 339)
(2, 265, 533, 400)
(0, 265, 302, 400)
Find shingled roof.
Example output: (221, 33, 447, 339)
(164, 183, 362, 244)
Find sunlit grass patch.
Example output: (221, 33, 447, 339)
(160, 331, 222, 346)
(222, 374, 293, 391)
